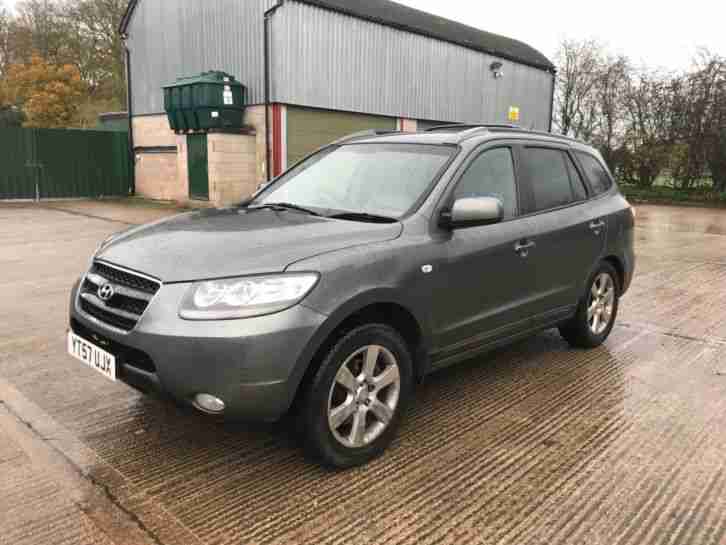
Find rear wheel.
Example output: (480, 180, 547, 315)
(297, 324, 413, 468)
(560, 262, 620, 348)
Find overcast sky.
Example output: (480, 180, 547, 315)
(396, 0, 725, 71)
(2, 0, 724, 71)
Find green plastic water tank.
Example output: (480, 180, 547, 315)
(163, 71, 246, 133)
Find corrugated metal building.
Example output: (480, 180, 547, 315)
(120, 0, 555, 204)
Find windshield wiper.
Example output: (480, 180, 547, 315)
(328, 211, 398, 224)
(247, 202, 320, 216)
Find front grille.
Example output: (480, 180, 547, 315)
(78, 261, 161, 332)
(80, 297, 138, 331)
(93, 262, 160, 294)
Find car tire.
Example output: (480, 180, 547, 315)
(559, 261, 620, 349)
(297, 323, 413, 468)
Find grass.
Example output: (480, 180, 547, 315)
(620, 184, 726, 207)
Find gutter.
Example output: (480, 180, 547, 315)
(548, 69, 557, 133)
(119, 0, 138, 35)
(123, 41, 136, 195)
(264, 1, 284, 182)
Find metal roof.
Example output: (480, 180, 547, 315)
(120, 0, 555, 72)
(299, 0, 554, 72)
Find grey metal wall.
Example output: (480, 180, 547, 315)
(270, 2, 554, 130)
(127, 0, 553, 130)
(127, 0, 275, 115)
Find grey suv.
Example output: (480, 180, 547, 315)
(68, 125, 635, 467)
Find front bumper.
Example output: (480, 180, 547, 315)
(69, 279, 327, 421)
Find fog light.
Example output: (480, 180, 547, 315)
(194, 393, 225, 414)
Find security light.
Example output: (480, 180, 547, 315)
(490, 61, 504, 79)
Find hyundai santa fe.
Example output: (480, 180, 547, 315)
(68, 125, 635, 467)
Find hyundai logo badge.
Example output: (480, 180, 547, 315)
(98, 283, 115, 302)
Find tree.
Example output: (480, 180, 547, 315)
(709, 129, 726, 193)
(63, 0, 127, 105)
(0, 4, 9, 74)
(552, 39, 725, 192)
(553, 40, 603, 140)
(695, 53, 726, 192)
(13, 0, 74, 63)
(621, 71, 677, 188)
(594, 55, 629, 174)
(5, 54, 87, 127)
(0, 0, 129, 128)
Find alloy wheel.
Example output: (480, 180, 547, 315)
(327, 345, 401, 448)
(588, 272, 616, 335)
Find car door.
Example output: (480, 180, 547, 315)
(516, 144, 607, 327)
(430, 143, 540, 364)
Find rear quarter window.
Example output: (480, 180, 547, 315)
(565, 155, 589, 201)
(576, 152, 614, 196)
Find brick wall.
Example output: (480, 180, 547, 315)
(131, 105, 268, 205)
(132, 115, 177, 147)
(207, 133, 257, 205)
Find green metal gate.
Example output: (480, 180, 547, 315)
(187, 134, 209, 200)
(0, 128, 131, 200)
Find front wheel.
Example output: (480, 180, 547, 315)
(297, 324, 413, 468)
(559, 262, 620, 348)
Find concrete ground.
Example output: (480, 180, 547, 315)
(0, 200, 725, 545)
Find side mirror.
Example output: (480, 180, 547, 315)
(440, 197, 504, 229)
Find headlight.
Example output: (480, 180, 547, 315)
(179, 273, 319, 320)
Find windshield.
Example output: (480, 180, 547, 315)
(252, 143, 455, 219)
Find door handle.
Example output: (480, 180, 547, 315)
(514, 240, 536, 258)
(589, 220, 606, 234)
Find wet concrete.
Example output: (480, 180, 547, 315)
(1, 201, 725, 545)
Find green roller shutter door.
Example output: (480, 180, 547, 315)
(286, 107, 397, 166)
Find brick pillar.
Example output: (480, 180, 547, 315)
(399, 118, 418, 132)
(207, 132, 258, 207)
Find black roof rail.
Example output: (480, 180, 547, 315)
(485, 126, 587, 145)
(424, 123, 589, 146)
(331, 129, 403, 145)
(424, 124, 483, 133)
(325, 125, 589, 148)
(424, 123, 520, 133)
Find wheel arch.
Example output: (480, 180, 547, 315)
(602, 255, 626, 295)
(286, 292, 430, 415)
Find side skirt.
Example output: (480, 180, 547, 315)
(428, 306, 575, 372)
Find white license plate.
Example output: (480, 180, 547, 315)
(67, 332, 116, 382)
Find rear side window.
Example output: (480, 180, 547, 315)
(523, 148, 574, 212)
(454, 147, 518, 219)
(576, 152, 613, 195)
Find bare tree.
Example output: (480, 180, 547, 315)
(13, 0, 73, 63)
(0, 4, 8, 75)
(594, 54, 629, 172)
(553, 38, 725, 193)
(620, 70, 677, 187)
(63, 0, 127, 103)
(553, 39, 603, 139)
(695, 52, 726, 192)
